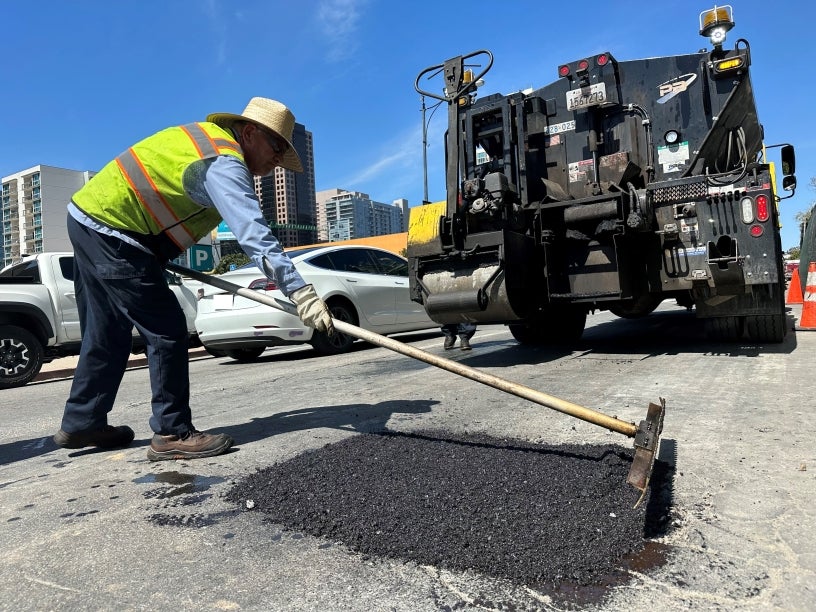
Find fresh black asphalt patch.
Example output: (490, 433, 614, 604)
(226, 430, 669, 604)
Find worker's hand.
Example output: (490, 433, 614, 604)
(290, 284, 334, 335)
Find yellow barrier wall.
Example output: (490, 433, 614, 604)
(295, 232, 408, 256)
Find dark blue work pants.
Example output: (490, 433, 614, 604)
(61, 215, 192, 436)
(441, 322, 477, 341)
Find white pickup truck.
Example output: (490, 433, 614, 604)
(0, 252, 199, 389)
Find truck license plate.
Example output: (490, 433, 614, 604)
(566, 82, 607, 111)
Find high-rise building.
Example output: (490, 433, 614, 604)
(316, 189, 406, 242)
(392, 198, 410, 232)
(1, 165, 95, 268)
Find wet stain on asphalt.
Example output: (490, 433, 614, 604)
(133, 471, 225, 498)
(226, 430, 674, 607)
(60, 510, 100, 519)
(146, 510, 236, 528)
(134, 471, 238, 528)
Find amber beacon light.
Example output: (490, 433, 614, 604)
(699, 5, 735, 48)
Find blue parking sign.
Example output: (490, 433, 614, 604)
(189, 245, 214, 271)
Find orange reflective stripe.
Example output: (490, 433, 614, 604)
(115, 149, 195, 249)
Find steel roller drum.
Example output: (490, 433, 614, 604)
(422, 264, 520, 324)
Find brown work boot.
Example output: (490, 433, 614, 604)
(54, 425, 134, 449)
(443, 336, 456, 350)
(459, 337, 472, 351)
(146, 430, 233, 461)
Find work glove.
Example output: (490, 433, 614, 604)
(290, 284, 335, 335)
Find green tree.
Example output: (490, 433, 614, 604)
(213, 253, 250, 274)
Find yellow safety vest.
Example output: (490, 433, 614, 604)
(73, 122, 244, 251)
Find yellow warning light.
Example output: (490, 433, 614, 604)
(715, 57, 743, 72)
(699, 5, 735, 47)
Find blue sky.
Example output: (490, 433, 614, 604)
(1, 0, 813, 250)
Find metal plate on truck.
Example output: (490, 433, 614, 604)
(566, 82, 607, 111)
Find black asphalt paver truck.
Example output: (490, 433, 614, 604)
(407, 5, 797, 344)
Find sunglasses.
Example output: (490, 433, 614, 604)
(259, 128, 289, 155)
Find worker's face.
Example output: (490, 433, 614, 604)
(241, 123, 289, 176)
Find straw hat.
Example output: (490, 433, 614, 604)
(207, 97, 303, 172)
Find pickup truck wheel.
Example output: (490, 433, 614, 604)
(0, 325, 45, 389)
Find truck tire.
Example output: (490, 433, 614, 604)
(745, 314, 787, 343)
(608, 295, 662, 319)
(0, 325, 45, 389)
(509, 308, 587, 345)
(703, 316, 744, 341)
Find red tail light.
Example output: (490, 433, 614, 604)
(577, 59, 590, 71)
(750, 224, 764, 237)
(558, 64, 570, 77)
(755, 194, 769, 222)
(249, 278, 278, 291)
(596, 53, 609, 66)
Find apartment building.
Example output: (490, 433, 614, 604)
(316, 189, 408, 242)
(1, 165, 95, 268)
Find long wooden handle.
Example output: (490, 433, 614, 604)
(168, 263, 639, 437)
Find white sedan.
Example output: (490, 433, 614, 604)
(194, 245, 436, 361)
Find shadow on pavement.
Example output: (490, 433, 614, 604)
(0, 399, 438, 467)
(218, 398, 438, 447)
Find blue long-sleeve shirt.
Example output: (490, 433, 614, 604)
(68, 152, 306, 297)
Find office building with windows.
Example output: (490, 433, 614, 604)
(316, 189, 407, 243)
(1, 165, 95, 268)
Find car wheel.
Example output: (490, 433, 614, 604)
(203, 346, 229, 358)
(0, 325, 45, 389)
(224, 347, 266, 362)
(310, 301, 357, 355)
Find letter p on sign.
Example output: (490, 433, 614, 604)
(190, 245, 213, 271)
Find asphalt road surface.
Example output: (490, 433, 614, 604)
(1, 303, 814, 611)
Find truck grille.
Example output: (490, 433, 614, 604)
(650, 180, 708, 204)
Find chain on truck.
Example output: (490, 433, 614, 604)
(407, 5, 797, 345)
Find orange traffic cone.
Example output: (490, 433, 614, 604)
(797, 262, 816, 330)
(787, 266, 803, 304)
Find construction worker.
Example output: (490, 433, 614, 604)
(442, 322, 477, 351)
(53, 98, 333, 461)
